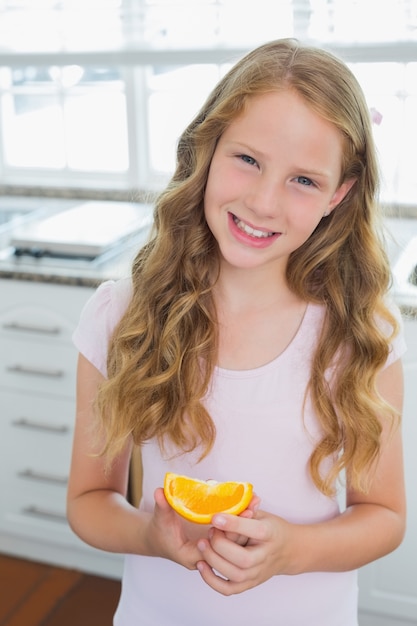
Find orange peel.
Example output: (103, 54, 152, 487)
(163, 472, 253, 524)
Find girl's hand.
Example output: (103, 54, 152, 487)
(145, 487, 203, 570)
(196, 510, 292, 595)
(145, 490, 261, 570)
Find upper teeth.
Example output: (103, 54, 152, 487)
(234, 216, 275, 238)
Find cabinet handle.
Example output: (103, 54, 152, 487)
(3, 321, 61, 335)
(7, 364, 64, 378)
(22, 505, 67, 523)
(18, 468, 68, 485)
(12, 417, 69, 434)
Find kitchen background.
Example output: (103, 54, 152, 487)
(0, 2, 416, 625)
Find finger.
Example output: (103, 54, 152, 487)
(197, 538, 255, 593)
(228, 510, 258, 544)
(197, 561, 231, 596)
(198, 531, 254, 579)
(196, 559, 242, 596)
(238, 509, 253, 520)
(225, 509, 253, 545)
(211, 512, 267, 544)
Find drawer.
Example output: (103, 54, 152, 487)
(0, 478, 74, 546)
(0, 337, 77, 396)
(0, 390, 74, 473)
(0, 303, 75, 344)
(1, 476, 68, 524)
(0, 280, 93, 344)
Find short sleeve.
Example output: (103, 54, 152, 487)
(72, 277, 132, 377)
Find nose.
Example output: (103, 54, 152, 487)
(244, 173, 281, 219)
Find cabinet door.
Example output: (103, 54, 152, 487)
(358, 318, 417, 622)
(0, 388, 74, 543)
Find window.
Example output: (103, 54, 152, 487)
(0, 66, 128, 170)
(0, 0, 416, 209)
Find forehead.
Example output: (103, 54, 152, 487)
(220, 91, 345, 170)
(226, 90, 340, 135)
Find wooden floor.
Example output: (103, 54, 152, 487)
(0, 555, 121, 626)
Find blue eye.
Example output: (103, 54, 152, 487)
(240, 154, 257, 166)
(296, 176, 314, 186)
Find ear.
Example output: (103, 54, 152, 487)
(327, 178, 356, 214)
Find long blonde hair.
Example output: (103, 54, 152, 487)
(96, 39, 399, 494)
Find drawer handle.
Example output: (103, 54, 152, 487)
(22, 505, 67, 523)
(12, 417, 69, 434)
(7, 364, 64, 378)
(18, 469, 68, 485)
(3, 321, 61, 335)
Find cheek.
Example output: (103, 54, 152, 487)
(204, 165, 219, 206)
(203, 169, 230, 217)
(288, 199, 326, 228)
(203, 182, 220, 231)
(205, 159, 243, 201)
(287, 206, 327, 245)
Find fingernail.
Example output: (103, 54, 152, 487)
(197, 539, 206, 552)
(212, 514, 226, 527)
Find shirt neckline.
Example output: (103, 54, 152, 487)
(215, 302, 320, 378)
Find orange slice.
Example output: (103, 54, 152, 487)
(163, 472, 253, 524)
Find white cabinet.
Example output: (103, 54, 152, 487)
(359, 316, 417, 625)
(0, 279, 123, 579)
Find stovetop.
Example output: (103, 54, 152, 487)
(10, 200, 153, 259)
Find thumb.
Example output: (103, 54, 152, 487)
(153, 486, 172, 513)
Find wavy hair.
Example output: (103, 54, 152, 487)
(96, 39, 399, 495)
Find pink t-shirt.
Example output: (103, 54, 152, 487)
(72, 278, 406, 626)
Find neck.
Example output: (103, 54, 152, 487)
(213, 262, 297, 314)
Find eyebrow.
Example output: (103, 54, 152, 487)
(293, 167, 332, 180)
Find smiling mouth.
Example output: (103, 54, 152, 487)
(232, 214, 277, 239)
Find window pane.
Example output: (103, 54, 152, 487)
(400, 63, 417, 204)
(310, 0, 417, 42)
(350, 63, 406, 203)
(65, 88, 128, 172)
(349, 62, 417, 204)
(144, 5, 217, 46)
(1, 68, 66, 168)
(148, 64, 223, 173)
(0, 1, 123, 51)
(219, 0, 293, 44)
(0, 66, 128, 173)
(2, 91, 65, 168)
(142, 0, 293, 46)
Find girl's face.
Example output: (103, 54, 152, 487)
(204, 90, 354, 277)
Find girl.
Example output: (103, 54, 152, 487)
(67, 39, 406, 625)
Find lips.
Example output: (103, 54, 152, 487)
(232, 214, 277, 239)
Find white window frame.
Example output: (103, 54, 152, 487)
(0, 2, 416, 212)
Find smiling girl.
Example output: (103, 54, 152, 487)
(67, 39, 406, 625)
